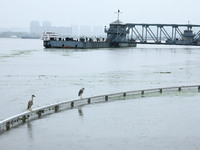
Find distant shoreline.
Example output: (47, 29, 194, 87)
(21, 36, 40, 39)
(0, 37, 40, 39)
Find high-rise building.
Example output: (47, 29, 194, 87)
(80, 25, 92, 36)
(92, 26, 104, 36)
(29, 20, 72, 36)
(71, 25, 80, 36)
(30, 21, 41, 34)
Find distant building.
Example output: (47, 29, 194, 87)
(71, 25, 105, 37)
(52, 27, 72, 36)
(92, 26, 105, 37)
(30, 20, 72, 36)
(29, 20, 105, 37)
(71, 25, 80, 36)
(30, 21, 42, 34)
(80, 25, 92, 36)
(43, 21, 51, 28)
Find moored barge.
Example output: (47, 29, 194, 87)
(42, 19, 137, 49)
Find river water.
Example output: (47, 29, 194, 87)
(0, 38, 200, 149)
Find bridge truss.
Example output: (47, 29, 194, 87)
(125, 23, 200, 45)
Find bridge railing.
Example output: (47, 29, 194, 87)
(0, 85, 200, 133)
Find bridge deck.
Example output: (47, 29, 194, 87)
(126, 23, 200, 27)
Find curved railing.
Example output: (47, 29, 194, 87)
(0, 85, 200, 133)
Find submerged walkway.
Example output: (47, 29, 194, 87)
(0, 85, 200, 133)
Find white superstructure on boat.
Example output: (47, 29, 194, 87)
(41, 31, 59, 41)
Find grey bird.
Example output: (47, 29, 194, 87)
(27, 95, 36, 110)
(78, 88, 85, 99)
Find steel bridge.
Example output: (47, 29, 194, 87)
(126, 23, 200, 45)
(106, 21, 200, 46)
(105, 11, 200, 46)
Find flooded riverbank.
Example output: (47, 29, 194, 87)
(0, 38, 200, 149)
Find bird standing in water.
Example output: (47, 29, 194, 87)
(78, 88, 85, 99)
(27, 95, 36, 110)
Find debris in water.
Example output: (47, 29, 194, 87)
(154, 72, 171, 74)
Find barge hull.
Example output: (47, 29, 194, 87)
(44, 41, 136, 49)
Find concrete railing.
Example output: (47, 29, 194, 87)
(0, 85, 200, 133)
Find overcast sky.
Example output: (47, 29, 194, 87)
(1, 0, 200, 28)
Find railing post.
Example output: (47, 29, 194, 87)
(88, 98, 91, 104)
(123, 93, 126, 97)
(22, 115, 26, 123)
(141, 91, 144, 95)
(105, 96, 108, 101)
(37, 111, 42, 118)
(55, 105, 59, 112)
(6, 122, 10, 130)
(71, 102, 74, 108)
(178, 87, 181, 91)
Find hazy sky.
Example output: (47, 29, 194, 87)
(1, 0, 200, 28)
